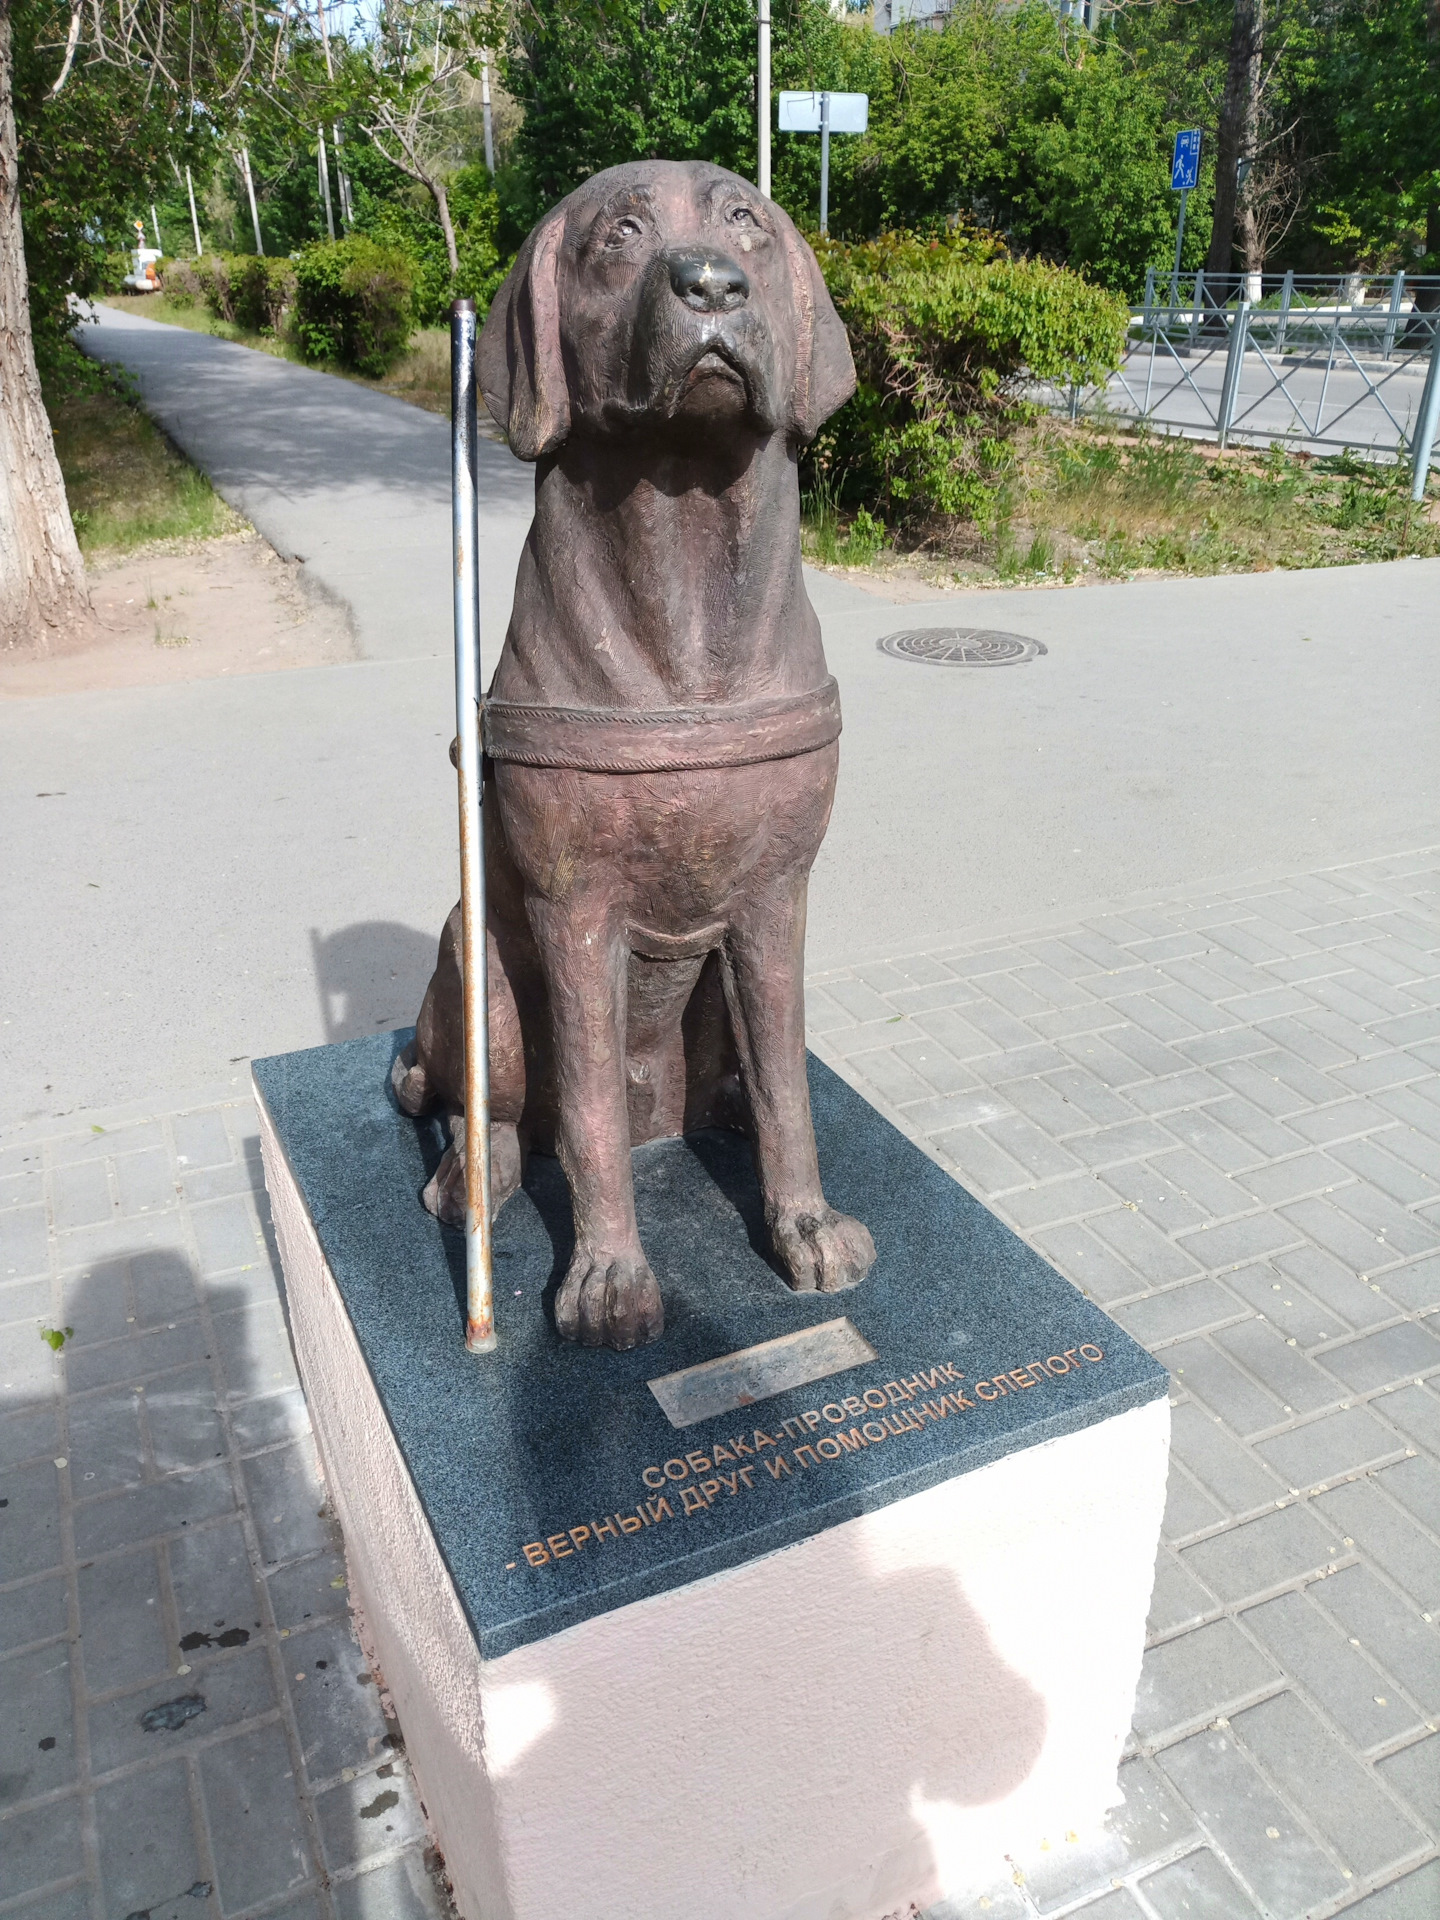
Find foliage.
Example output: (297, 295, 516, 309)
(360, 165, 509, 325)
(808, 227, 1129, 531)
(292, 234, 417, 374)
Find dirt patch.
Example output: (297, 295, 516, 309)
(0, 532, 356, 698)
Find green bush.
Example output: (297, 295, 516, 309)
(159, 259, 202, 308)
(807, 227, 1131, 533)
(357, 167, 512, 328)
(192, 255, 237, 323)
(232, 256, 298, 334)
(292, 236, 416, 375)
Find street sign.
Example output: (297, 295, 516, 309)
(777, 91, 869, 235)
(1171, 129, 1202, 194)
(778, 91, 869, 134)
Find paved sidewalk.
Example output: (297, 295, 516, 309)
(0, 1102, 449, 1918)
(812, 848, 1440, 1919)
(5, 846, 1438, 1918)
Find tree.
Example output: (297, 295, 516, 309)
(1, 0, 276, 650)
(360, 0, 500, 276)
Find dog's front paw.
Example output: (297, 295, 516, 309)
(770, 1204, 876, 1294)
(555, 1246, 664, 1350)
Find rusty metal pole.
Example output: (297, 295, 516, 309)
(451, 298, 496, 1353)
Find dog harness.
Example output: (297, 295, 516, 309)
(482, 677, 842, 775)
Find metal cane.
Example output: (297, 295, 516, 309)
(450, 298, 496, 1353)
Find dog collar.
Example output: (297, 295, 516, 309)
(482, 677, 842, 774)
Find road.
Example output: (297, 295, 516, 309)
(1, 303, 1437, 1130)
(1076, 331, 1434, 456)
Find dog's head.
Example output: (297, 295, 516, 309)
(479, 160, 855, 460)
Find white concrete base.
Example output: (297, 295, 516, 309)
(260, 1097, 1169, 1920)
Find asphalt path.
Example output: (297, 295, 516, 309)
(2, 305, 1436, 1131)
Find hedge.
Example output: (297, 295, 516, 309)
(292, 236, 416, 376)
(809, 227, 1131, 531)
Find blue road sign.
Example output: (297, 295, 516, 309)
(1172, 129, 1202, 193)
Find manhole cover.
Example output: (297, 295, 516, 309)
(877, 628, 1047, 667)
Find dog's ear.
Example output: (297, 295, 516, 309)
(478, 210, 569, 459)
(781, 221, 856, 442)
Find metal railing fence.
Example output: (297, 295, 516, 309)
(1043, 271, 1440, 496)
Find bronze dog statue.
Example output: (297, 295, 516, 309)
(394, 159, 875, 1350)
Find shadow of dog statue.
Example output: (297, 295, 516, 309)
(394, 159, 876, 1351)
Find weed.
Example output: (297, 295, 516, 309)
(40, 1326, 74, 1352)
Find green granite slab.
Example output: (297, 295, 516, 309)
(254, 1032, 1167, 1659)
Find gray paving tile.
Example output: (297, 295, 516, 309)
(1377, 1383, 1440, 1458)
(266, 1547, 349, 1632)
(1156, 1727, 1346, 1918)
(77, 1546, 171, 1692)
(172, 1108, 235, 1170)
(1132, 1618, 1280, 1739)
(1255, 1406, 1405, 1489)
(1385, 1254, 1440, 1313)
(1180, 1503, 1341, 1605)
(1287, 1098, 1394, 1146)
(0, 1791, 86, 1902)
(1165, 1340, 1288, 1437)
(202, 1720, 314, 1910)
(51, 1158, 113, 1231)
(243, 1437, 331, 1568)
(1232, 1688, 1426, 1876)
(1088, 1206, 1202, 1284)
(145, 1369, 225, 1477)
(330, 1851, 448, 1919)
(131, 1248, 202, 1326)
(316, 1757, 429, 1872)
(1340, 1859, 1440, 1919)
(167, 1518, 263, 1653)
(1321, 1321, 1440, 1395)
(2, 1456, 64, 1578)
(0, 1275, 52, 1328)
(66, 1382, 145, 1494)
(1234, 1152, 1349, 1207)
(1213, 1321, 1345, 1416)
(1313, 1481, 1440, 1614)
(1377, 1732, 1440, 1827)
(1328, 1135, 1440, 1208)
(2, 1640, 76, 1799)
(1148, 1550, 1219, 1638)
(980, 1113, 1085, 1181)
(1029, 1222, 1145, 1305)
(1241, 1589, 1422, 1750)
(1170, 1402, 1287, 1516)
(1098, 1161, 1212, 1234)
(73, 1463, 236, 1558)
(0, 1205, 50, 1280)
(95, 1758, 204, 1917)
(1113, 1280, 1247, 1349)
(1377, 1453, 1440, 1534)
(1329, 1181, 1440, 1261)
(285, 1616, 390, 1783)
(892, 1036, 981, 1097)
(0, 1569, 67, 1653)
(212, 1300, 302, 1403)
(0, 1401, 60, 1471)
(1160, 1105, 1266, 1175)
(64, 1318, 209, 1395)
(87, 1642, 279, 1773)
(1179, 1211, 1305, 1273)
(1226, 1264, 1349, 1347)
(1273, 1243, 1396, 1329)
(1314, 1562, 1440, 1711)
(1137, 1846, 1263, 1919)
(115, 1147, 177, 1218)
(929, 1125, 1032, 1197)
(1163, 1460, 1228, 1541)
(1066, 1118, 1182, 1171)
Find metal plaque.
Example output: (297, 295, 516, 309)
(648, 1317, 879, 1428)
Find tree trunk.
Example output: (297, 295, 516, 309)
(1206, 0, 1264, 282)
(0, 0, 89, 651)
(432, 175, 460, 277)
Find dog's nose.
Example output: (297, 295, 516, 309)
(667, 250, 750, 313)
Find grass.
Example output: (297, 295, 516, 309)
(802, 424, 1440, 586)
(47, 361, 239, 557)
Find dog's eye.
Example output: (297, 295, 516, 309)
(607, 216, 643, 246)
(728, 205, 760, 228)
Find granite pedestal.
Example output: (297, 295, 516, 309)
(255, 1032, 1169, 1920)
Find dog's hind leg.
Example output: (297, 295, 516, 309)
(412, 905, 529, 1228)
